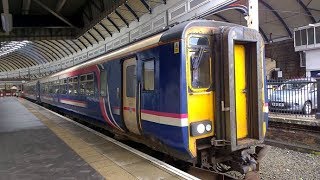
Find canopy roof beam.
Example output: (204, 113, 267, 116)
(107, 17, 120, 32)
(115, 10, 129, 27)
(124, 3, 139, 22)
(259, 0, 292, 38)
(99, 22, 112, 36)
(140, 0, 152, 14)
(32, 0, 76, 28)
(296, 0, 316, 23)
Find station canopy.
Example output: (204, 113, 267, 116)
(0, 0, 319, 72)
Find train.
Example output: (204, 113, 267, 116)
(24, 20, 268, 176)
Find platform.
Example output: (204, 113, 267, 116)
(269, 114, 320, 127)
(0, 97, 197, 180)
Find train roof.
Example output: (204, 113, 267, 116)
(38, 20, 246, 82)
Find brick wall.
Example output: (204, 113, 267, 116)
(265, 39, 305, 78)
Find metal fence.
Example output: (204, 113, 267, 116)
(267, 77, 317, 118)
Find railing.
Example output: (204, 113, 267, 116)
(267, 77, 317, 118)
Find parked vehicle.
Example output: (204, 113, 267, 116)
(269, 78, 317, 115)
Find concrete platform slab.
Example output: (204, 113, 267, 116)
(8, 97, 198, 180)
(0, 97, 103, 180)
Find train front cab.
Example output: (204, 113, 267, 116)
(184, 22, 268, 173)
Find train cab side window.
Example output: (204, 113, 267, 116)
(188, 36, 211, 89)
(143, 60, 155, 91)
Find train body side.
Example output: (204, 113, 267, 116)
(34, 41, 192, 160)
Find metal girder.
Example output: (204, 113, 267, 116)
(3, 52, 36, 69)
(92, 27, 105, 40)
(50, 40, 73, 55)
(22, 0, 31, 15)
(124, 3, 139, 22)
(62, 40, 78, 53)
(107, 17, 120, 32)
(83, 7, 93, 21)
(140, 0, 152, 14)
(70, 40, 83, 50)
(35, 41, 64, 59)
(296, 0, 316, 23)
(32, 0, 76, 28)
(76, 38, 88, 49)
(82, 35, 94, 46)
(32, 42, 60, 60)
(0, 59, 15, 71)
(99, 22, 112, 37)
(28, 44, 55, 62)
(115, 10, 129, 27)
(259, 0, 293, 38)
(11, 52, 37, 67)
(0, 57, 22, 70)
(21, 44, 54, 63)
(55, 0, 67, 12)
(17, 48, 46, 64)
(77, 0, 126, 38)
(0, 64, 6, 71)
(3, 56, 28, 69)
(87, 31, 99, 43)
(43, 40, 68, 57)
(90, 0, 103, 12)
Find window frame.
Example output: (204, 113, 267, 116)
(125, 65, 136, 98)
(142, 58, 156, 92)
(187, 34, 213, 92)
(79, 73, 95, 96)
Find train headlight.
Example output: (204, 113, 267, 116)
(206, 124, 212, 132)
(190, 120, 212, 136)
(197, 124, 205, 134)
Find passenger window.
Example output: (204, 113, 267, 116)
(60, 79, 68, 94)
(79, 73, 95, 96)
(126, 65, 136, 97)
(55, 80, 60, 94)
(68, 76, 78, 95)
(49, 82, 54, 94)
(143, 60, 155, 91)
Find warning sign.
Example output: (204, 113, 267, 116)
(174, 42, 179, 54)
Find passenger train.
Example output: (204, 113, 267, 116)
(24, 20, 268, 176)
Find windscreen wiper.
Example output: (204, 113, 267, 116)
(192, 47, 205, 69)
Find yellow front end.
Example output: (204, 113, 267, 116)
(185, 27, 215, 157)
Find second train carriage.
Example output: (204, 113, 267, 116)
(24, 20, 268, 175)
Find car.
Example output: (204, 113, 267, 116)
(269, 78, 317, 115)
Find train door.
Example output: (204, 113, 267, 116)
(234, 45, 248, 139)
(123, 57, 141, 135)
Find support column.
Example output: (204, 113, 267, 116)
(247, 0, 259, 31)
(315, 78, 320, 119)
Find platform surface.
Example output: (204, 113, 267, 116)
(0, 97, 103, 179)
(269, 114, 320, 127)
(0, 97, 189, 180)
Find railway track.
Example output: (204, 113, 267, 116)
(265, 121, 320, 153)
